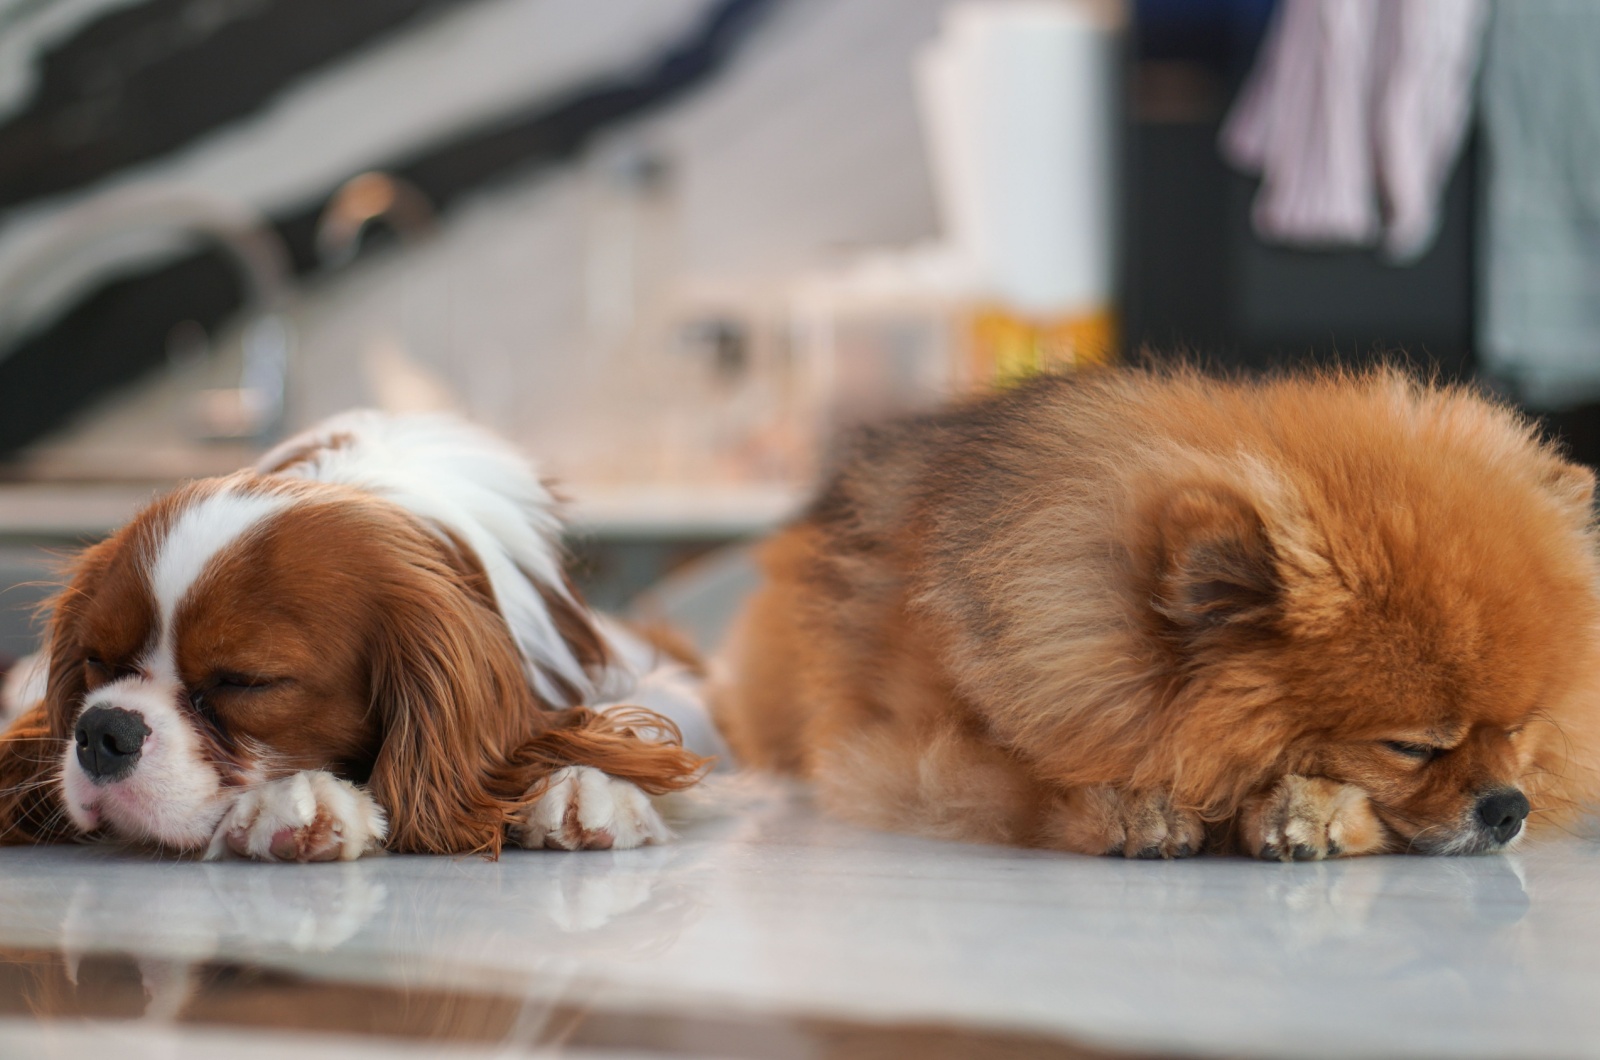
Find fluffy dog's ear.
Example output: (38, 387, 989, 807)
(1542, 458, 1596, 517)
(1153, 484, 1279, 630)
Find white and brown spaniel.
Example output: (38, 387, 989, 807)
(0, 411, 709, 860)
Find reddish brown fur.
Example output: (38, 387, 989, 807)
(713, 367, 1600, 856)
(0, 475, 706, 856)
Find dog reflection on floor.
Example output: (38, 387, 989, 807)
(0, 840, 707, 1030)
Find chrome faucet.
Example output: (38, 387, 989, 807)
(0, 186, 295, 443)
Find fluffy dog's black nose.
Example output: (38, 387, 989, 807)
(1475, 789, 1530, 844)
(75, 706, 150, 782)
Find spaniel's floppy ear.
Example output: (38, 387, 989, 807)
(0, 543, 112, 844)
(0, 697, 64, 844)
(365, 534, 708, 856)
(40, 541, 115, 732)
(1152, 483, 1280, 631)
(365, 544, 539, 855)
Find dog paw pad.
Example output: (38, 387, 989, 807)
(514, 766, 669, 851)
(1242, 775, 1384, 861)
(1047, 787, 1205, 859)
(206, 771, 386, 862)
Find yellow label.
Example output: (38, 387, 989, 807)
(969, 305, 1118, 388)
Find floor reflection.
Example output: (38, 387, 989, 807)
(0, 787, 1595, 1059)
(0, 840, 711, 964)
(57, 861, 389, 960)
(0, 945, 1145, 1059)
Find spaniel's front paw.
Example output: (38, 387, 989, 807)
(514, 766, 669, 851)
(205, 771, 387, 862)
(1241, 775, 1386, 861)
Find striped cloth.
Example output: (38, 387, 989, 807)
(1477, 1, 1600, 408)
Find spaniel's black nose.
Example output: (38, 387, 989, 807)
(1475, 789, 1530, 844)
(75, 706, 150, 782)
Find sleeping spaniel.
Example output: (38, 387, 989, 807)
(0, 411, 709, 860)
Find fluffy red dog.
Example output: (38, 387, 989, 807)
(714, 368, 1600, 859)
(0, 411, 705, 860)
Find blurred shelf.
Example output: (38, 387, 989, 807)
(0, 483, 160, 541)
(563, 482, 801, 539)
(0, 480, 802, 543)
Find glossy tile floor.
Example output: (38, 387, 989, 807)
(1, 779, 1598, 1059)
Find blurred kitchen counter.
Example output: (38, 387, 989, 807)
(0, 479, 800, 543)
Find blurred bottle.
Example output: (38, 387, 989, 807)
(969, 303, 1116, 386)
(585, 139, 678, 353)
(917, 0, 1124, 384)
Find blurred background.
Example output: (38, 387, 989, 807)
(0, 0, 1595, 658)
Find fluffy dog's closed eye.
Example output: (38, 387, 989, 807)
(713, 367, 1600, 860)
(0, 411, 707, 859)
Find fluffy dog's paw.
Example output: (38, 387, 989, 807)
(1241, 775, 1386, 861)
(1047, 786, 1205, 859)
(513, 766, 669, 851)
(205, 771, 387, 862)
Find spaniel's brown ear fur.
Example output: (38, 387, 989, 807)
(366, 536, 545, 855)
(366, 533, 708, 856)
(41, 542, 114, 735)
(0, 542, 114, 845)
(491, 706, 711, 804)
(0, 700, 68, 845)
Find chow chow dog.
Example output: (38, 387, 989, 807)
(714, 368, 1600, 859)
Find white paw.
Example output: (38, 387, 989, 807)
(513, 766, 669, 851)
(205, 771, 387, 862)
